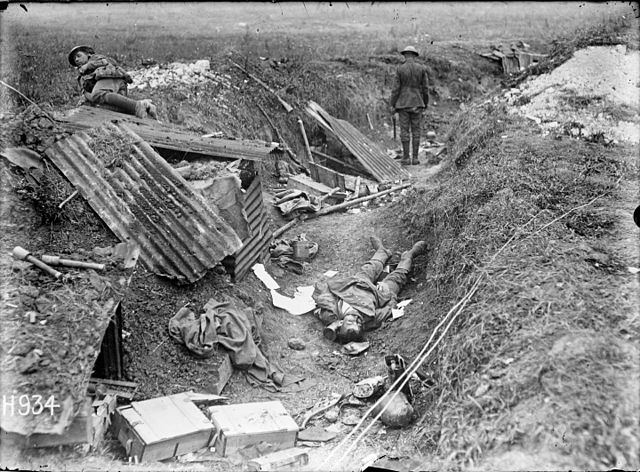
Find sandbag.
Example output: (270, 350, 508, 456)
(372, 392, 414, 428)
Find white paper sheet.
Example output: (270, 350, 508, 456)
(252, 263, 280, 290)
(271, 286, 316, 316)
(391, 298, 413, 320)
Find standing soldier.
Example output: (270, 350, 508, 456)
(389, 46, 429, 165)
(68, 45, 158, 120)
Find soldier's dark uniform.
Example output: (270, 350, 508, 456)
(68, 45, 157, 119)
(390, 46, 429, 165)
(313, 237, 426, 343)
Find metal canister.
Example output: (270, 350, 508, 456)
(292, 240, 311, 261)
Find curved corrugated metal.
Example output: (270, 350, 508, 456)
(305, 101, 411, 183)
(45, 122, 243, 283)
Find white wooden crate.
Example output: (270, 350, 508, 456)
(114, 392, 214, 462)
(208, 400, 298, 457)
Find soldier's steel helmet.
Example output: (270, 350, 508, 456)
(400, 46, 419, 56)
(68, 45, 95, 66)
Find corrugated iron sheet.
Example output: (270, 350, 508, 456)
(305, 101, 411, 183)
(59, 106, 282, 162)
(45, 122, 243, 283)
(232, 175, 272, 281)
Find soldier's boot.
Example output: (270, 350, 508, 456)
(400, 140, 411, 165)
(103, 92, 139, 116)
(370, 236, 392, 263)
(134, 100, 149, 119)
(397, 241, 427, 271)
(141, 99, 159, 120)
(411, 139, 421, 165)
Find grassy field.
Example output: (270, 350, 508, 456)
(0, 2, 632, 106)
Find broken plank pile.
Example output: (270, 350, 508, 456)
(480, 41, 546, 75)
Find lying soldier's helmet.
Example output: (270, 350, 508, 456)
(68, 45, 95, 66)
(337, 313, 364, 343)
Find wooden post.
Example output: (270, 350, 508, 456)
(354, 176, 361, 199)
(273, 218, 299, 239)
(297, 118, 314, 164)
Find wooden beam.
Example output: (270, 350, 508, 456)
(297, 118, 314, 164)
(311, 149, 363, 175)
(273, 218, 299, 239)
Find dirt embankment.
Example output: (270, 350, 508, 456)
(394, 37, 640, 470)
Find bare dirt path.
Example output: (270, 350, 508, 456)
(230, 160, 445, 469)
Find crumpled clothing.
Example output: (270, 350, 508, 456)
(168, 298, 283, 388)
(274, 190, 321, 216)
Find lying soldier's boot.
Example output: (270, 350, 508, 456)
(398, 240, 427, 269)
(102, 92, 138, 115)
(144, 100, 159, 120)
(134, 100, 148, 119)
(370, 236, 392, 261)
(370, 236, 385, 251)
(410, 240, 427, 256)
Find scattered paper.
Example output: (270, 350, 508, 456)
(391, 298, 413, 320)
(271, 286, 316, 315)
(323, 270, 338, 278)
(627, 267, 640, 274)
(252, 263, 280, 290)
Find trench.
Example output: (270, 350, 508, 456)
(84, 48, 506, 472)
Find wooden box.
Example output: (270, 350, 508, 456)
(208, 400, 298, 457)
(114, 392, 214, 462)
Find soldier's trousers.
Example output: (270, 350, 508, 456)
(398, 108, 424, 145)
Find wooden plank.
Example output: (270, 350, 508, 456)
(132, 396, 195, 440)
(311, 149, 363, 175)
(168, 393, 214, 433)
(308, 162, 347, 191)
(248, 448, 309, 471)
(309, 162, 320, 182)
(59, 106, 279, 162)
(287, 174, 333, 197)
(89, 378, 138, 389)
